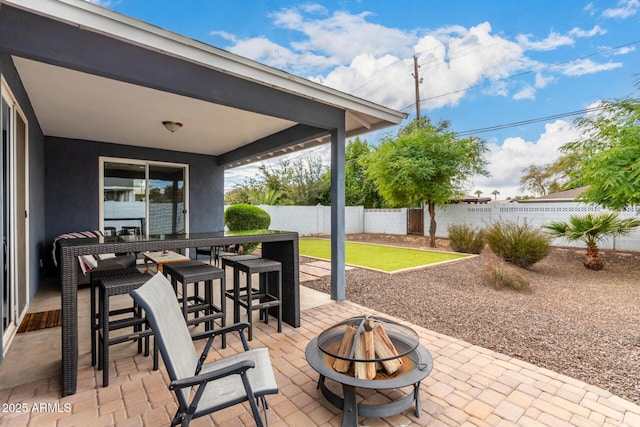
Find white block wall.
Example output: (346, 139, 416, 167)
(364, 208, 407, 234)
(433, 202, 640, 251)
(258, 205, 364, 235)
(225, 203, 640, 251)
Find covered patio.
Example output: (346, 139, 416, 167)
(0, 0, 403, 376)
(1, 278, 638, 426)
(2, 1, 640, 426)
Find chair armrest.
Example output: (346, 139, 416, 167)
(192, 322, 251, 373)
(191, 322, 250, 342)
(192, 322, 251, 355)
(169, 359, 255, 390)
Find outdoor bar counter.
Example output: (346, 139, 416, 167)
(58, 230, 299, 396)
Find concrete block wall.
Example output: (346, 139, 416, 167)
(363, 208, 407, 234)
(226, 203, 640, 251)
(434, 202, 640, 251)
(257, 205, 364, 235)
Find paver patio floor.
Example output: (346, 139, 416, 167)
(1, 277, 640, 426)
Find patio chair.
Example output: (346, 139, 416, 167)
(130, 273, 278, 427)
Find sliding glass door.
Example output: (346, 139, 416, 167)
(1, 77, 29, 355)
(148, 164, 185, 235)
(101, 158, 188, 236)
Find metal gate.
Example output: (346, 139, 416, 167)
(407, 208, 424, 235)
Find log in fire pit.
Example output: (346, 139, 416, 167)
(305, 315, 433, 427)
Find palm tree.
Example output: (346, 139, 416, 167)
(491, 189, 500, 200)
(474, 190, 482, 199)
(247, 188, 282, 205)
(544, 212, 640, 270)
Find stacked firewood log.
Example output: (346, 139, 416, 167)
(332, 319, 403, 379)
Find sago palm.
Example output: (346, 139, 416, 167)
(544, 212, 640, 270)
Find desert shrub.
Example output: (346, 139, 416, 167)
(224, 204, 271, 252)
(225, 204, 271, 230)
(447, 223, 485, 254)
(485, 219, 551, 268)
(484, 260, 530, 291)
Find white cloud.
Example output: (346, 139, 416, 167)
(602, 0, 640, 18)
(568, 25, 607, 38)
(561, 58, 623, 76)
(210, 31, 237, 43)
(269, 7, 417, 65)
(612, 45, 636, 55)
(535, 73, 556, 89)
(314, 22, 532, 110)
(227, 36, 337, 75)
(471, 120, 580, 198)
(584, 2, 596, 16)
(216, 7, 622, 116)
(513, 85, 536, 100)
(516, 31, 575, 51)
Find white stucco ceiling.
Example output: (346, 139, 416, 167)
(14, 57, 297, 156)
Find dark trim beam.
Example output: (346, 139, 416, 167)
(0, 5, 343, 130)
(330, 125, 346, 301)
(218, 124, 330, 167)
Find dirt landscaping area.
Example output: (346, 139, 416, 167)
(301, 233, 640, 404)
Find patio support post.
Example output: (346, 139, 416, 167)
(330, 126, 346, 301)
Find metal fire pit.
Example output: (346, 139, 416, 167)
(305, 316, 433, 427)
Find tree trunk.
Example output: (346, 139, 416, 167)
(584, 243, 603, 270)
(428, 200, 436, 248)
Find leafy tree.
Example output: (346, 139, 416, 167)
(275, 157, 327, 205)
(247, 188, 282, 205)
(224, 178, 261, 205)
(559, 84, 640, 209)
(225, 156, 328, 206)
(321, 137, 387, 208)
(367, 117, 489, 247)
(544, 212, 640, 270)
(519, 164, 554, 196)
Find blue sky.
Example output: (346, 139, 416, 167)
(92, 0, 640, 199)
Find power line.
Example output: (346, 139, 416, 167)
(401, 40, 640, 112)
(454, 105, 605, 137)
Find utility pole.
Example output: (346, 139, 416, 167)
(412, 55, 422, 122)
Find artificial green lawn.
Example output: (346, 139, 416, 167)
(299, 238, 468, 272)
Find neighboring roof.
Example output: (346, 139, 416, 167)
(1, 0, 406, 164)
(451, 195, 493, 204)
(519, 186, 589, 203)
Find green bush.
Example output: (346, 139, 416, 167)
(447, 223, 485, 254)
(484, 260, 530, 291)
(224, 204, 271, 253)
(224, 204, 271, 230)
(485, 219, 551, 268)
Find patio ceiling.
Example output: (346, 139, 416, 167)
(1, 0, 406, 168)
(14, 56, 297, 158)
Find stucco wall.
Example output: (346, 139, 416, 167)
(44, 138, 224, 270)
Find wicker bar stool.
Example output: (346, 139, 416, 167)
(89, 267, 142, 367)
(167, 262, 227, 347)
(233, 258, 282, 341)
(97, 272, 158, 387)
(221, 255, 260, 322)
(162, 260, 203, 294)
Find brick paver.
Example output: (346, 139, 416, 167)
(1, 299, 640, 426)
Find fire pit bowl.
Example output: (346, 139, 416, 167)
(305, 316, 433, 427)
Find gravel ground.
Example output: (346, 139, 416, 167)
(301, 233, 640, 404)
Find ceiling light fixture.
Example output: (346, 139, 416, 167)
(162, 120, 183, 133)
